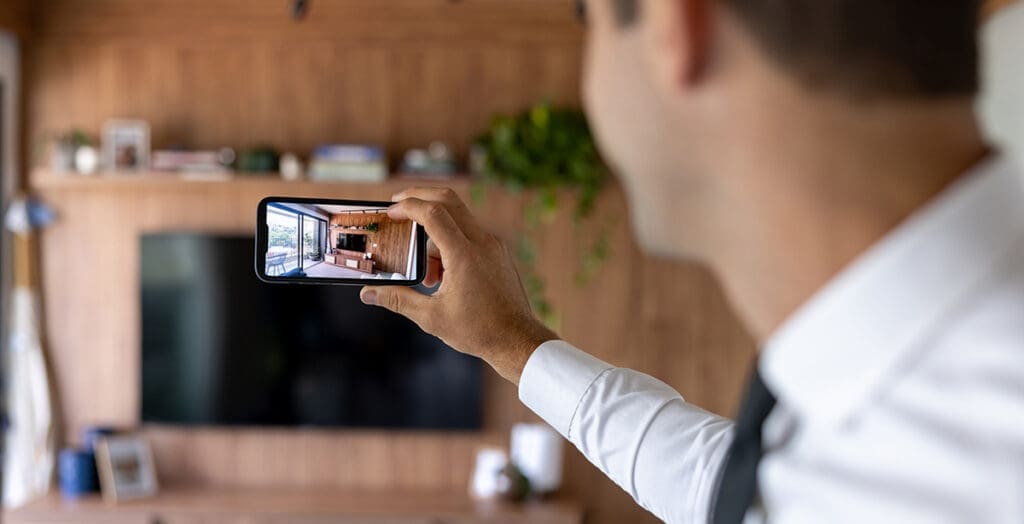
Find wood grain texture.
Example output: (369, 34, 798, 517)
(24, 1, 754, 522)
(330, 212, 412, 275)
(24, 0, 584, 168)
(0, 0, 29, 37)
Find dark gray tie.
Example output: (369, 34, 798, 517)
(711, 367, 777, 524)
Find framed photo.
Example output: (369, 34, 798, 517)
(95, 435, 159, 502)
(102, 119, 150, 172)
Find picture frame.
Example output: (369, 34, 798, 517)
(95, 435, 159, 502)
(102, 119, 150, 173)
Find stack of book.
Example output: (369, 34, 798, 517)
(152, 149, 233, 173)
(309, 145, 388, 183)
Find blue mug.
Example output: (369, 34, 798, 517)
(59, 448, 98, 498)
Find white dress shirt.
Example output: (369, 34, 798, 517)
(519, 155, 1024, 523)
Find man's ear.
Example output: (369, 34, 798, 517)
(681, 0, 712, 83)
(643, 0, 713, 93)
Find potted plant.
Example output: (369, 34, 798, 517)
(474, 103, 609, 327)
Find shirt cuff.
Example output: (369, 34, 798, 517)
(518, 340, 614, 438)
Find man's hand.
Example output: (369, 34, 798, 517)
(360, 188, 557, 385)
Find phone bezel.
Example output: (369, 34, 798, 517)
(255, 196, 427, 286)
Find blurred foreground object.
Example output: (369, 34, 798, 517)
(3, 197, 58, 507)
(980, 0, 1024, 168)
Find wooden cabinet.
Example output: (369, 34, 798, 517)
(329, 249, 376, 273)
(4, 490, 583, 524)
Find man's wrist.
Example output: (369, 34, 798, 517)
(492, 319, 558, 386)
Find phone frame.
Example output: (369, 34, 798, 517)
(255, 196, 427, 286)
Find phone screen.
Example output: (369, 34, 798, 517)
(255, 197, 426, 286)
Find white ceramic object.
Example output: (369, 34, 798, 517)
(280, 153, 304, 181)
(469, 447, 508, 500)
(74, 146, 99, 175)
(510, 423, 564, 494)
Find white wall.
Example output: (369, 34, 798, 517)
(979, 2, 1024, 170)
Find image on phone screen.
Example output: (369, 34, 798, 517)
(255, 197, 426, 286)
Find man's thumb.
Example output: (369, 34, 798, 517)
(360, 286, 429, 321)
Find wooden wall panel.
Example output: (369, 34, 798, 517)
(27, 42, 583, 162)
(0, 0, 29, 37)
(24, 1, 754, 522)
(25, 0, 584, 167)
(29, 0, 584, 45)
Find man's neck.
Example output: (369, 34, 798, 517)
(702, 92, 989, 344)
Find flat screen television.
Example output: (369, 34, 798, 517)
(140, 234, 481, 429)
(337, 233, 366, 252)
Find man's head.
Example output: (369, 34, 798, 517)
(581, 0, 982, 258)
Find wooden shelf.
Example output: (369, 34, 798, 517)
(29, 169, 474, 193)
(5, 487, 583, 524)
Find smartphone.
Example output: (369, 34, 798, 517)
(255, 196, 427, 286)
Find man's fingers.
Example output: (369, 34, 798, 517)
(425, 237, 440, 259)
(422, 239, 443, 288)
(360, 286, 433, 328)
(392, 187, 461, 205)
(388, 197, 469, 255)
(424, 256, 443, 288)
(392, 187, 484, 240)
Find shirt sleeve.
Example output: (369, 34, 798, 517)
(519, 340, 735, 524)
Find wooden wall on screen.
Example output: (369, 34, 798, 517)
(330, 212, 412, 275)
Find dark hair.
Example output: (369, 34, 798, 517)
(607, 0, 980, 98)
(610, 0, 640, 25)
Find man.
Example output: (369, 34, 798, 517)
(361, 0, 1024, 522)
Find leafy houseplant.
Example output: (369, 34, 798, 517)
(366, 222, 380, 233)
(474, 103, 610, 327)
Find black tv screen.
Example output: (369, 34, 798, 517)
(140, 234, 481, 429)
(337, 233, 366, 252)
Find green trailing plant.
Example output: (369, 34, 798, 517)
(366, 222, 380, 233)
(474, 103, 611, 327)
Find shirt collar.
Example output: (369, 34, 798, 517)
(761, 155, 1024, 427)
